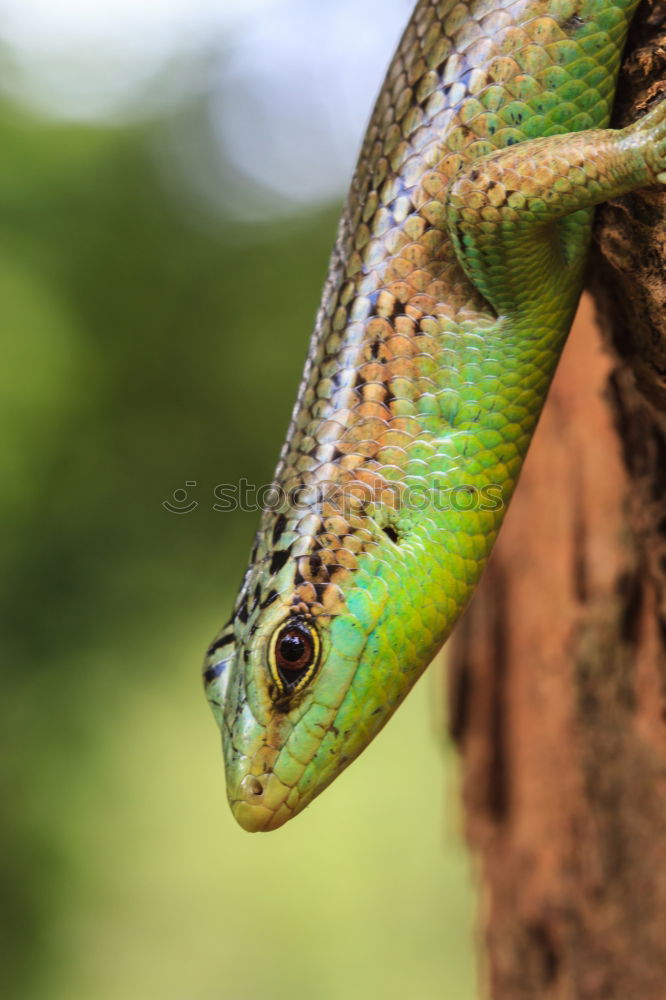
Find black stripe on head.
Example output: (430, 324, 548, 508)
(272, 513, 287, 544)
(207, 632, 234, 656)
(203, 661, 228, 685)
(260, 589, 279, 610)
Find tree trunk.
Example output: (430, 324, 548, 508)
(447, 5, 666, 997)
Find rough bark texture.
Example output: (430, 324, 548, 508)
(448, 5, 666, 998)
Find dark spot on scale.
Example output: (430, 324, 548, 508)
(236, 600, 249, 624)
(270, 548, 290, 575)
(562, 13, 585, 32)
(383, 524, 399, 544)
(388, 298, 403, 320)
(370, 341, 381, 359)
(260, 589, 279, 610)
(309, 552, 322, 573)
(272, 513, 287, 544)
(469, 168, 479, 182)
(371, 706, 383, 716)
(487, 180, 496, 190)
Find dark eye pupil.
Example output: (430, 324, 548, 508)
(279, 633, 306, 664)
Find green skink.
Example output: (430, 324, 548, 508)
(204, 0, 665, 831)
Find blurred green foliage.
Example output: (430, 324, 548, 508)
(0, 91, 476, 1000)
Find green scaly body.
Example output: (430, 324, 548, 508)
(204, 0, 666, 831)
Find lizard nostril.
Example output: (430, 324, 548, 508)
(241, 774, 264, 799)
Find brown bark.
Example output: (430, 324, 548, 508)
(448, 6, 666, 998)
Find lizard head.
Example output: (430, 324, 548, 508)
(203, 499, 446, 832)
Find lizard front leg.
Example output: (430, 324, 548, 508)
(447, 99, 666, 321)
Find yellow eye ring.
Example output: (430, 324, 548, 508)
(268, 618, 320, 697)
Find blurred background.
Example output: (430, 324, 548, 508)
(0, 1, 477, 997)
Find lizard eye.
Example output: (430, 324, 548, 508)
(269, 619, 320, 696)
